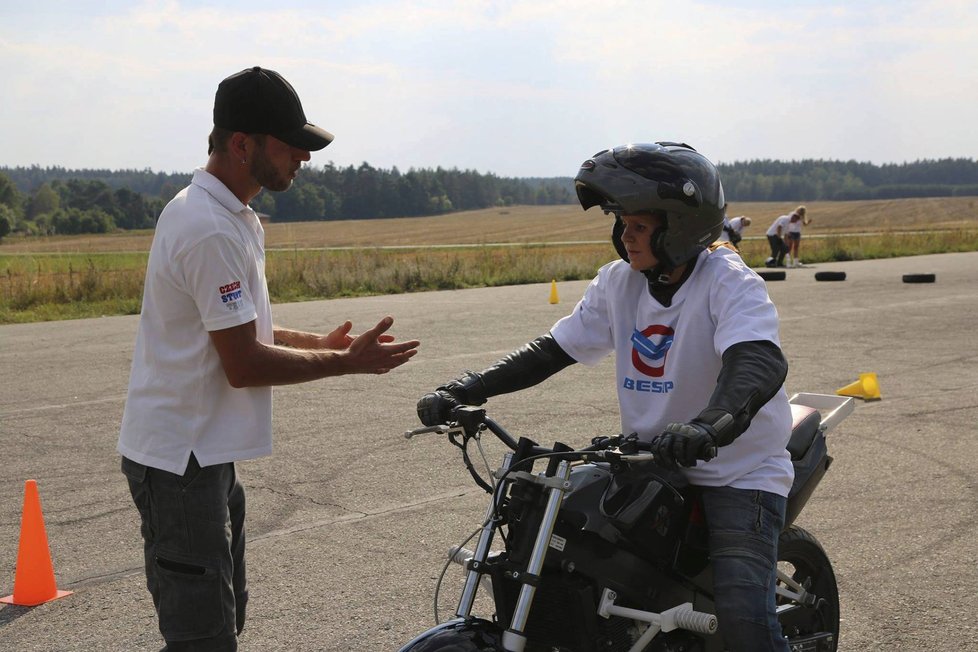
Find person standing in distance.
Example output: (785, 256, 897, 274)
(785, 205, 810, 267)
(118, 66, 420, 652)
(418, 142, 793, 652)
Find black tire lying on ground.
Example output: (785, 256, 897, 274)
(815, 271, 846, 282)
(758, 270, 787, 281)
(903, 273, 936, 283)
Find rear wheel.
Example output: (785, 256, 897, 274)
(777, 526, 839, 651)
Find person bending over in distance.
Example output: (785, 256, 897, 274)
(718, 205, 752, 252)
(765, 211, 799, 267)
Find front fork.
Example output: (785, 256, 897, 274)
(455, 452, 514, 619)
(453, 455, 573, 652)
(500, 460, 571, 652)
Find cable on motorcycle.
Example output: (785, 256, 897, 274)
(473, 435, 496, 492)
(448, 428, 495, 494)
(433, 526, 482, 625)
(488, 450, 589, 525)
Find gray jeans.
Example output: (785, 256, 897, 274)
(122, 455, 247, 652)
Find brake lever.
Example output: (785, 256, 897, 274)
(404, 424, 453, 439)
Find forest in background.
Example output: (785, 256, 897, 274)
(1, 157, 977, 239)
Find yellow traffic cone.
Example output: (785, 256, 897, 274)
(836, 372, 881, 401)
(549, 280, 559, 305)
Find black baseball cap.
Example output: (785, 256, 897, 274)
(214, 66, 334, 151)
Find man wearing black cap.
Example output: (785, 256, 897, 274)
(118, 67, 420, 651)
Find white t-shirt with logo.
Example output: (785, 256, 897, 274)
(118, 168, 274, 475)
(551, 247, 794, 496)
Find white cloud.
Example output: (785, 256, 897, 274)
(1, 0, 976, 176)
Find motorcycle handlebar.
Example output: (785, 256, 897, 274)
(407, 405, 655, 462)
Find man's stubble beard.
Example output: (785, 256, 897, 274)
(250, 146, 293, 193)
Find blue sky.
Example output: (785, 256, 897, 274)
(1, 1, 975, 177)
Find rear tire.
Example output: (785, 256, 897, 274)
(777, 526, 839, 651)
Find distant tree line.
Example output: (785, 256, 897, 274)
(717, 158, 978, 201)
(0, 172, 167, 240)
(250, 163, 573, 222)
(0, 163, 573, 239)
(1, 157, 976, 239)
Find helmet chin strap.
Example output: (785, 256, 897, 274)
(643, 264, 674, 287)
(642, 256, 697, 307)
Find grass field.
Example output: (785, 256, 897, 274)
(2, 197, 977, 324)
(3, 196, 978, 254)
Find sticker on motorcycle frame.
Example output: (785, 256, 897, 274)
(549, 534, 567, 552)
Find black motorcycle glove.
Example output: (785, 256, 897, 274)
(416, 371, 487, 426)
(650, 421, 720, 469)
(416, 390, 461, 426)
(654, 340, 788, 462)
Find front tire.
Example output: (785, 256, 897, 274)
(398, 618, 503, 652)
(777, 526, 839, 650)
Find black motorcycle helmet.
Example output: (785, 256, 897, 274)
(574, 142, 725, 273)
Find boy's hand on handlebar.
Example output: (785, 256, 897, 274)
(416, 371, 489, 426)
(650, 422, 718, 468)
(417, 390, 461, 426)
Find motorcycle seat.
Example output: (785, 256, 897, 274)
(787, 404, 821, 461)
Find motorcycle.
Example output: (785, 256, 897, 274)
(398, 392, 854, 652)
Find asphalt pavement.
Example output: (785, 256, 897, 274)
(1, 251, 976, 651)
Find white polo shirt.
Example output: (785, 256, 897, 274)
(118, 168, 274, 475)
(766, 214, 791, 237)
(551, 248, 794, 497)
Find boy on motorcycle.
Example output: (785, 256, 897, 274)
(417, 142, 794, 652)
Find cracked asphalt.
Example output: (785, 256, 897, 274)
(1, 251, 977, 651)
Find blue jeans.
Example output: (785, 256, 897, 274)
(700, 486, 789, 652)
(122, 455, 247, 652)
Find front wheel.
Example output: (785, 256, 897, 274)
(777, 526, 839, 651)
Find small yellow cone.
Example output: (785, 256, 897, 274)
(549, 279, 559, 304)
(836, 372, 881, 401)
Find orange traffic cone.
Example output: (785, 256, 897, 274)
(1, 480, 72, 606)
(549, 279, 560, 304)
